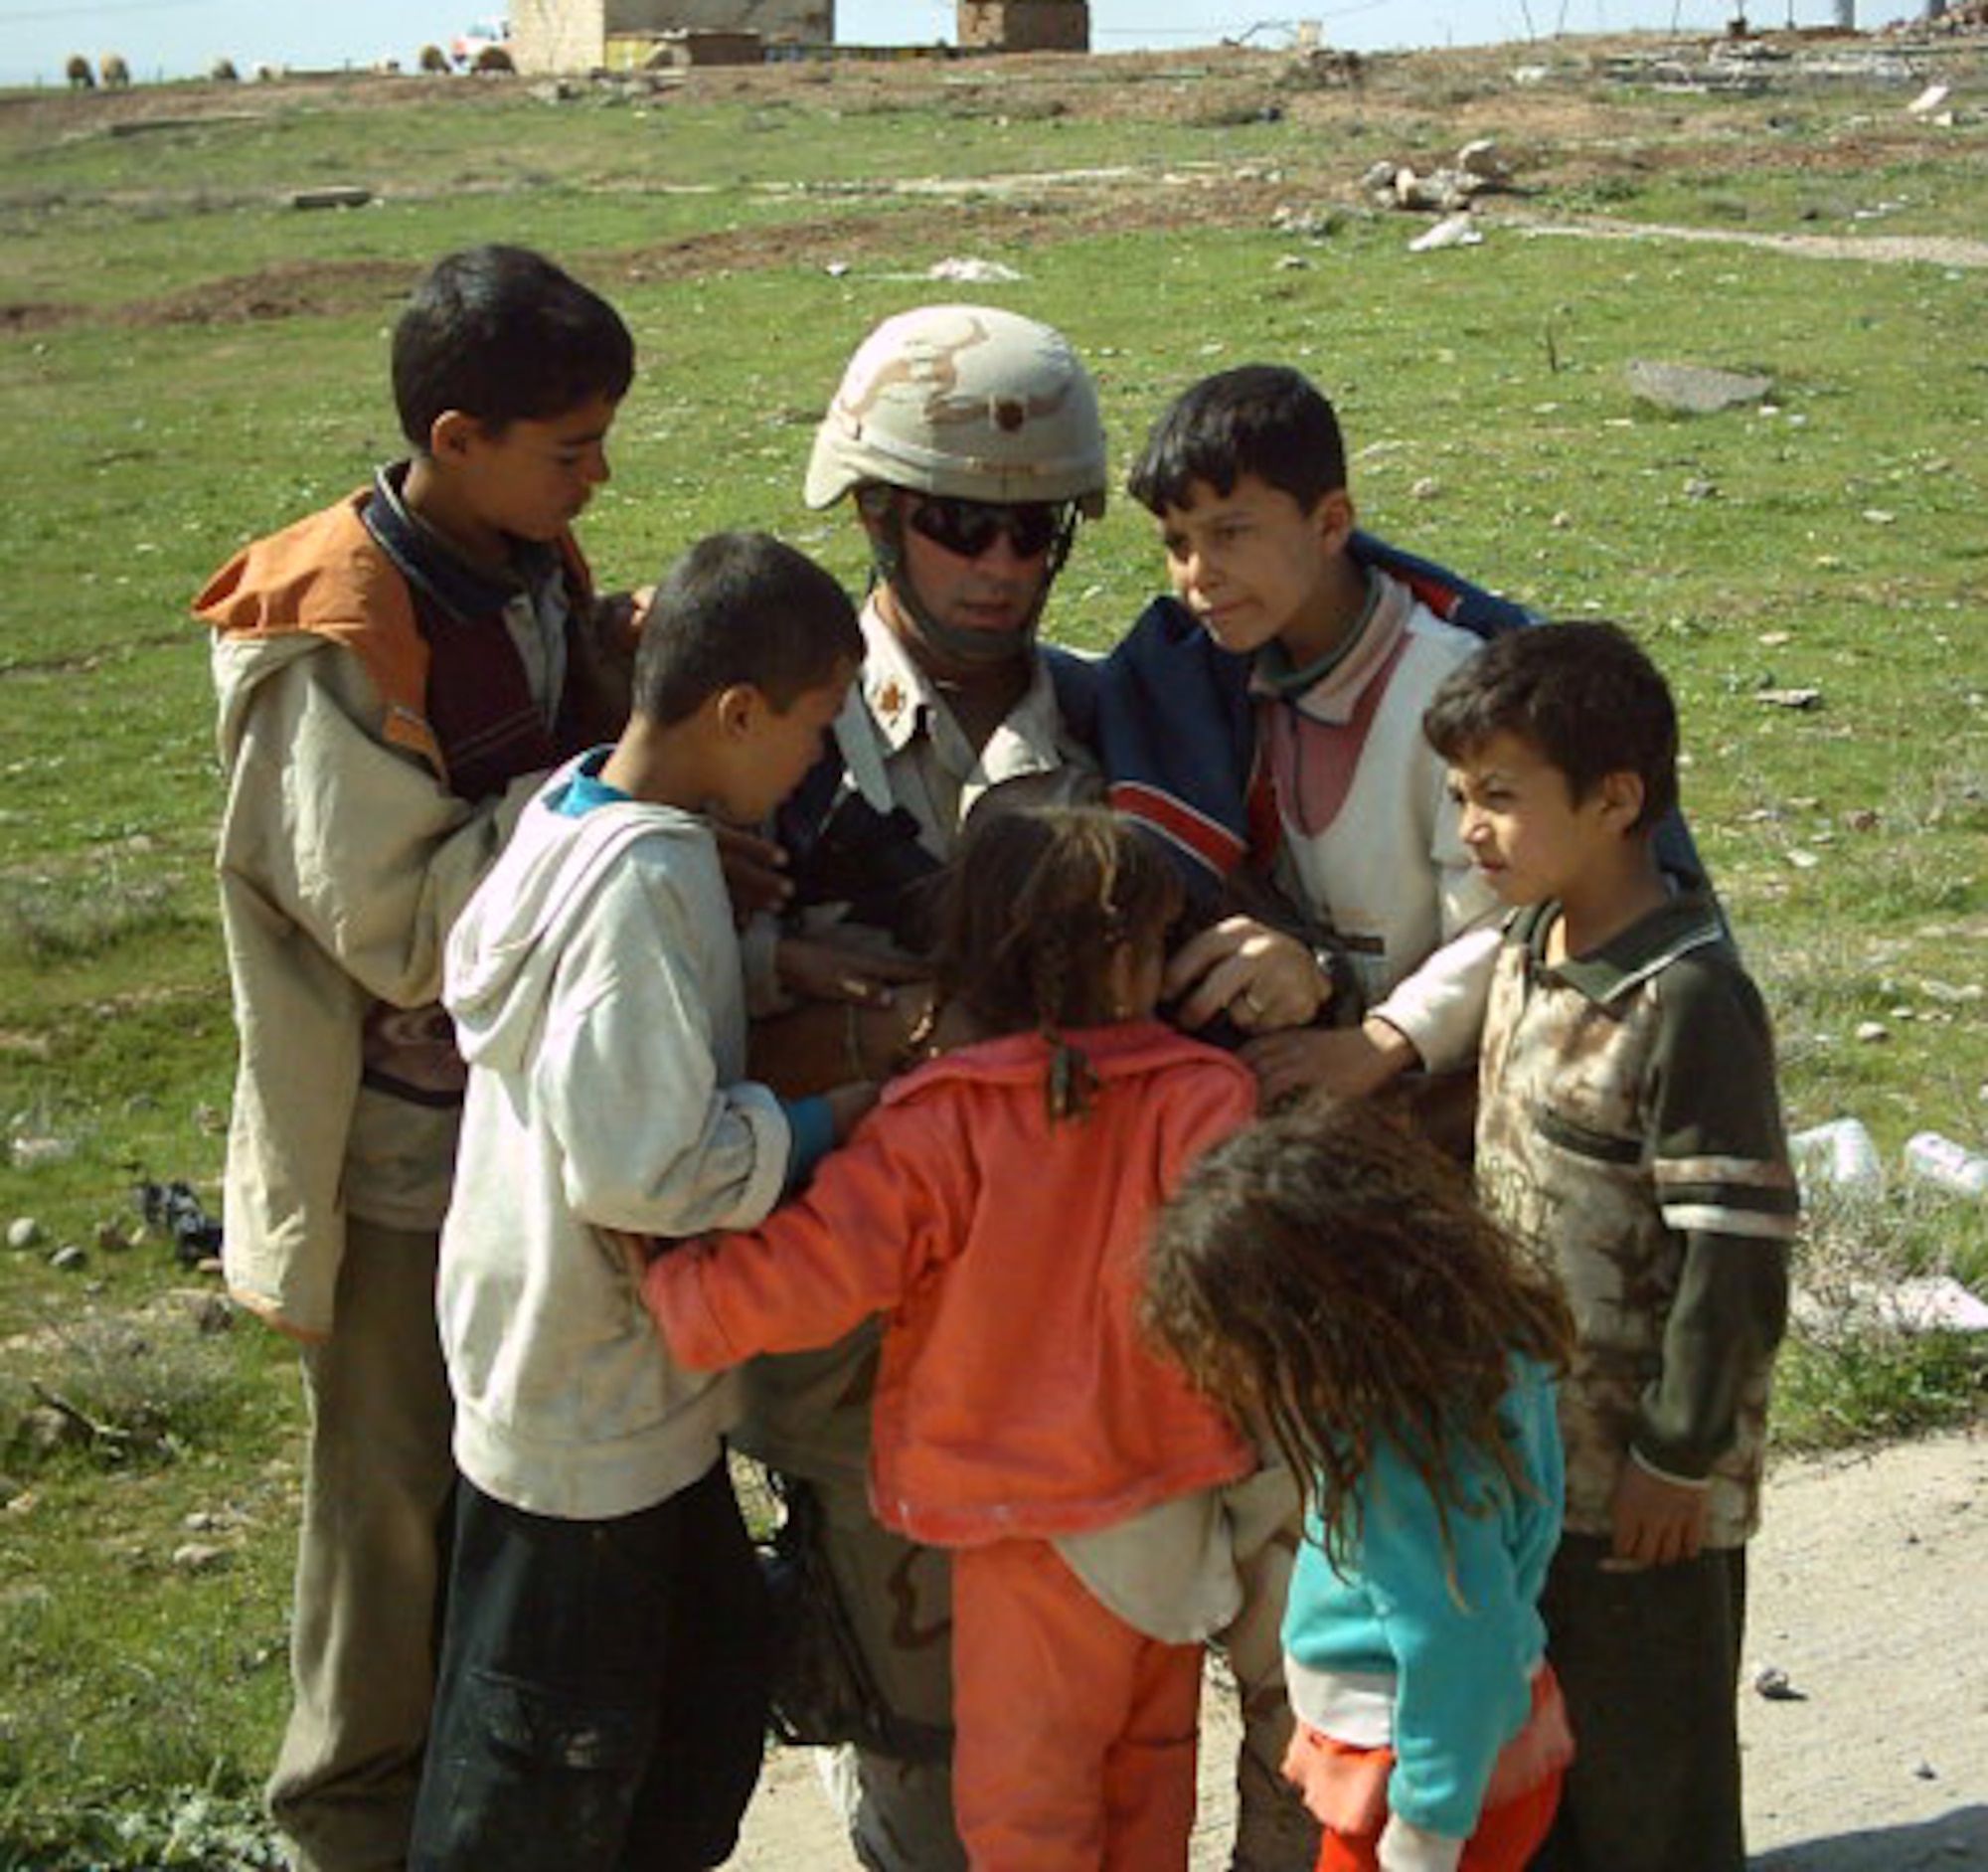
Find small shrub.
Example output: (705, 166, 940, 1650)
(1775, 1180, 1988, 1451)
(0, 868, 186, 965)
(0, 1309, 248, 1474)
(1, 1788, 284, 1871)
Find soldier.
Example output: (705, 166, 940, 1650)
(736, 303, 1320, 1872)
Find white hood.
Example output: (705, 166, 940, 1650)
(445, 765, 711, 1078)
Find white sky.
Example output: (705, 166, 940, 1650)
(0, 0, 1883, 87)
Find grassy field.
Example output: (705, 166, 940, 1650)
(1, 32, 1984, 1864)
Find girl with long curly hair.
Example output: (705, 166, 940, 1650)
(1145, 1099, 1577, 1872)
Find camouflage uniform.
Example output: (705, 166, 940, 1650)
(1474, 890, 1798, 1872)
(755, 304, 1322, 1871)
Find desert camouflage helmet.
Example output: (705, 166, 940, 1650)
(804, 304, 1107, 515)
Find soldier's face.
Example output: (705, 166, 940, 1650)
(893, 492, 1055, 642)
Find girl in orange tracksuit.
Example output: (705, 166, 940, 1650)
(643, 804, 1257, 1871)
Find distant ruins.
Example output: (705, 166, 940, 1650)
(506, 0, 1091, 72)
(507, 0, 831, 74)
(955, 1, 1090, 52)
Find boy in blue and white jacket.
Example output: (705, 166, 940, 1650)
(410, 532, 871, 1872)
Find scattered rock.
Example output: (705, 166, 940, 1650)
(93, 1219, 131, 1254)
(1626, 359, 1773, 415)
(1408, 213, 1481, 253)
(1756, 688, 1822, 710)
(1855, 1020, 1891, 1044)
(49, 1245, 87, 1275)
(171, 1542, 231, 1574)
(1363, 140, 1521, 216)
(1279, 44, 1364, 88)
(1409, 476, 1443, 498)
(927, 256, 1024, 283)
(1270, 204, 1345, 239)
(1907, 83, 1950, 115)
(290, 186, 374, 211)
(1912, 1760, 1938, 1781)
(1751, 1663, 1804, 1700)
(6, 1217, 42, 1251)
(10, 1136, 76, 1169)
(184, 1291, 236, 1335)
(19, 1405, 87, 1458)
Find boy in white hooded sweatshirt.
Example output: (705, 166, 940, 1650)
(411, 531, 871, 1872)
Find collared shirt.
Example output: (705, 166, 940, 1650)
(1475, 891, 1799, 1546)
(834, 599, 1099, 858)
(1238, 575, 1501, 1062)
(1255, 567, 1410, 840)
(372, 461, 571, 727)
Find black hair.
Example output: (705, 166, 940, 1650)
(1421, 619, 1680, 833)
(632, 531, 862, 728)
(1126, 364, 1348, 516)
(929, 807, 1183, 1119)
(1144, 1099, 1573, 1572)
(392, 245, 635, 448)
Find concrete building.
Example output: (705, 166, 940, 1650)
(508, 0, 831, 73)
(956, 1, 1090, 51)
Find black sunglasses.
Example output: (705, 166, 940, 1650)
(906, 496, 1068, 561)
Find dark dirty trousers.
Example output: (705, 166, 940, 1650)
(410, 1458, 772, 1872)
(1529, 1535, 1749, 1872)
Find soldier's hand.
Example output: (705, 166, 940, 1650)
(715, 822, 792, 918)
(1164, 916, 1331, 1034)
(776, 935, 925, 1008)
(1242, 1017, 1418, 1106)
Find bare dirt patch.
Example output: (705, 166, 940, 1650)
(729, 1427, 1988, 1868)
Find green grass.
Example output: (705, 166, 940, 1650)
(1, 37, 1984, 1862)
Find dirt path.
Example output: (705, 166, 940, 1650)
(729, 1426, 1988, 1868)
(1507, 213, 1988, 270)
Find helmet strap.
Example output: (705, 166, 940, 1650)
(864, 497, 1075, 671)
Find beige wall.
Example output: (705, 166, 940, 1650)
(514, 0, 831, 70)
(511, 0, 605, 73)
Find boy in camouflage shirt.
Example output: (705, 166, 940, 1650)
(1423, 621, 1799, 1872)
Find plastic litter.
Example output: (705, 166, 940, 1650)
(1902, 1131, 1988, 1199)
(1788, 1117, 1882, 1195)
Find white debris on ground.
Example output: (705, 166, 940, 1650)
(926, 256, 1026, 283)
